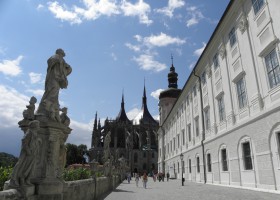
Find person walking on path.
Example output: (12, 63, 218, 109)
(127, 172, 131, 184)
(166, 172, 170, 182)
(142, 172, 148, 189)
(135, 173, 140, 187)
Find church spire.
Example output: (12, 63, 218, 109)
(168, 54, 178, 89)
(142, 79, 147, 107)
(94, 111, 98, 131)
(116, 91, 131, 123)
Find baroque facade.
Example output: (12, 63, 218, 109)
(89, 86, 158, 174)
(158, 0, 280, 191)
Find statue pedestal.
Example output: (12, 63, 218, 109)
(36, 179, 64, 200)
(19, 118, 71, 200)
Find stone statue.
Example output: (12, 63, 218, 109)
(60, 107, 70, 126)
(126, 131, 132, 150)
(37, 49, 72, 121)
(103, 131, 111, 162)
(9, 120, 41, 187)
(23, 96, 37, 120)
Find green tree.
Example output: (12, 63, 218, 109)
(65, 143, 88, 166)
(0, 152, 18, 167)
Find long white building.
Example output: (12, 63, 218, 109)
(158, 0, 280, 191)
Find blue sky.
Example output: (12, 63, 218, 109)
(0, 0, 230, 156)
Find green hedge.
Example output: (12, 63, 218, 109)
(0, 166, 12, 191)
(63, 168, 91, 181)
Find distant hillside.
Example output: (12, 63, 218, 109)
(0, 152, 18, 167)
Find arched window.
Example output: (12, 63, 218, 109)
(134, 153, 138, 163)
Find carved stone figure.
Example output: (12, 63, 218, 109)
(60, 107, 70, 126)
(9, 120, 41, 187)
(23, 96, 37, 120)
(37, 49, 72, 121)
(103, 131, 111, 162)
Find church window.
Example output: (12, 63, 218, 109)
(207, 153, 212, 172)
(195, 117, 199, 137)
(221, 148, 228, 171)
(213, 53, 219, 70)
(265, 49, 280, 89)
(236, 77, 248, 109)
(229, 27, 237, 47)
(243, 142, 253, 170)
(188, 124, 191, 142)
(196, 156, 200, 173)
(189, 159, 192, 173)
(217, 95, 226, 122)
(252, 0, 264, 15)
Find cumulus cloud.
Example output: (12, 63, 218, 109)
(134, 35, 142, 42)
(68, 119, 92, 148)
(37, 4, 44, 10)
(48, 1, 82, 24)
(121, 0, 152, 25)
(26, 89, 44, 97)
(133, 54, 166, 72)
(0, 55, 23, 77)
(194, 42, 206, 57)
(186, 6, 205, 28)
(46, 0, 152, 25)
(144, 32, 185, 47)
(151, 89, 164, 100)
(29, 72, 42, 84)
(155, 0, 185, 18)
(0, 85, 29, 128)
(125, 43, 141, 52)
(74, 0, 120, 21)
(127, 107, 141, 120)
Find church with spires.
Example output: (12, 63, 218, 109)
(89, 84, 159, 174)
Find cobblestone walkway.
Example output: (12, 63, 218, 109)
(103, 178, 280, 200)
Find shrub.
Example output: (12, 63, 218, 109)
(63, 168, 91, 181)
(0, 166, 13, 191)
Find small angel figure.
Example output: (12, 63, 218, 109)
(23, 96, 37, 120)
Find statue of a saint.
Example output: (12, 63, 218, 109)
(37, 49, 72, 121)
(9, 120, 41, 187)
(103, 132, 111, 162)
(60, 107, 70, 126)
(23, 96, 37, 120)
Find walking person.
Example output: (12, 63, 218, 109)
(142, 172, 148, 189)
(166, 172, 170, 182)
(127, 172, 131, 184)
(135, 173, 140, 187)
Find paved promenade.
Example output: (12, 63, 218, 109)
(102, 178, 280, 200)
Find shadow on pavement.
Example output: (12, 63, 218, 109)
(98, 188, 134, 200)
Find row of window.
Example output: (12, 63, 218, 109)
(187, 141, 253, 174)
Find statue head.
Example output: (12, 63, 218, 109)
(61, 107, 68, 114)
(56, 48, 65, 57)
(29, 96, 37, 104)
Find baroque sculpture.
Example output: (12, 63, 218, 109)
(37, 48, 72, 121)
(9, 120, 41, 187)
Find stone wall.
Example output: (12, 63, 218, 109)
(0, 176, 122, 200)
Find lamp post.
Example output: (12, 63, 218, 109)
(180, 153, 184, 186)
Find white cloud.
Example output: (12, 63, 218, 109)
(144, 32, 185, 47)
(37, 4, 44, 10)
(189, 61, 196, 70)
(151, 89, 164, 100)
(121, 0, 152, 25)
(68, 119, 92, 148)
(0, 85, 29, 128)
(155, 0, 185, 18)
(111, 52, 117, 61)
(74, 0, 120, 21)
(125, 43, 141, 52)
(127, 107, 141, 120)
(48, 1, 82, 24)
(134, 35, 142, 42)
(194, 42, 206, 57)
(133, 54, 166, 72)
(186, 6, 205, 28)
(0, 55, 23, 77)
(26, 89, 44, 97)
(29, 72, 42, 84)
